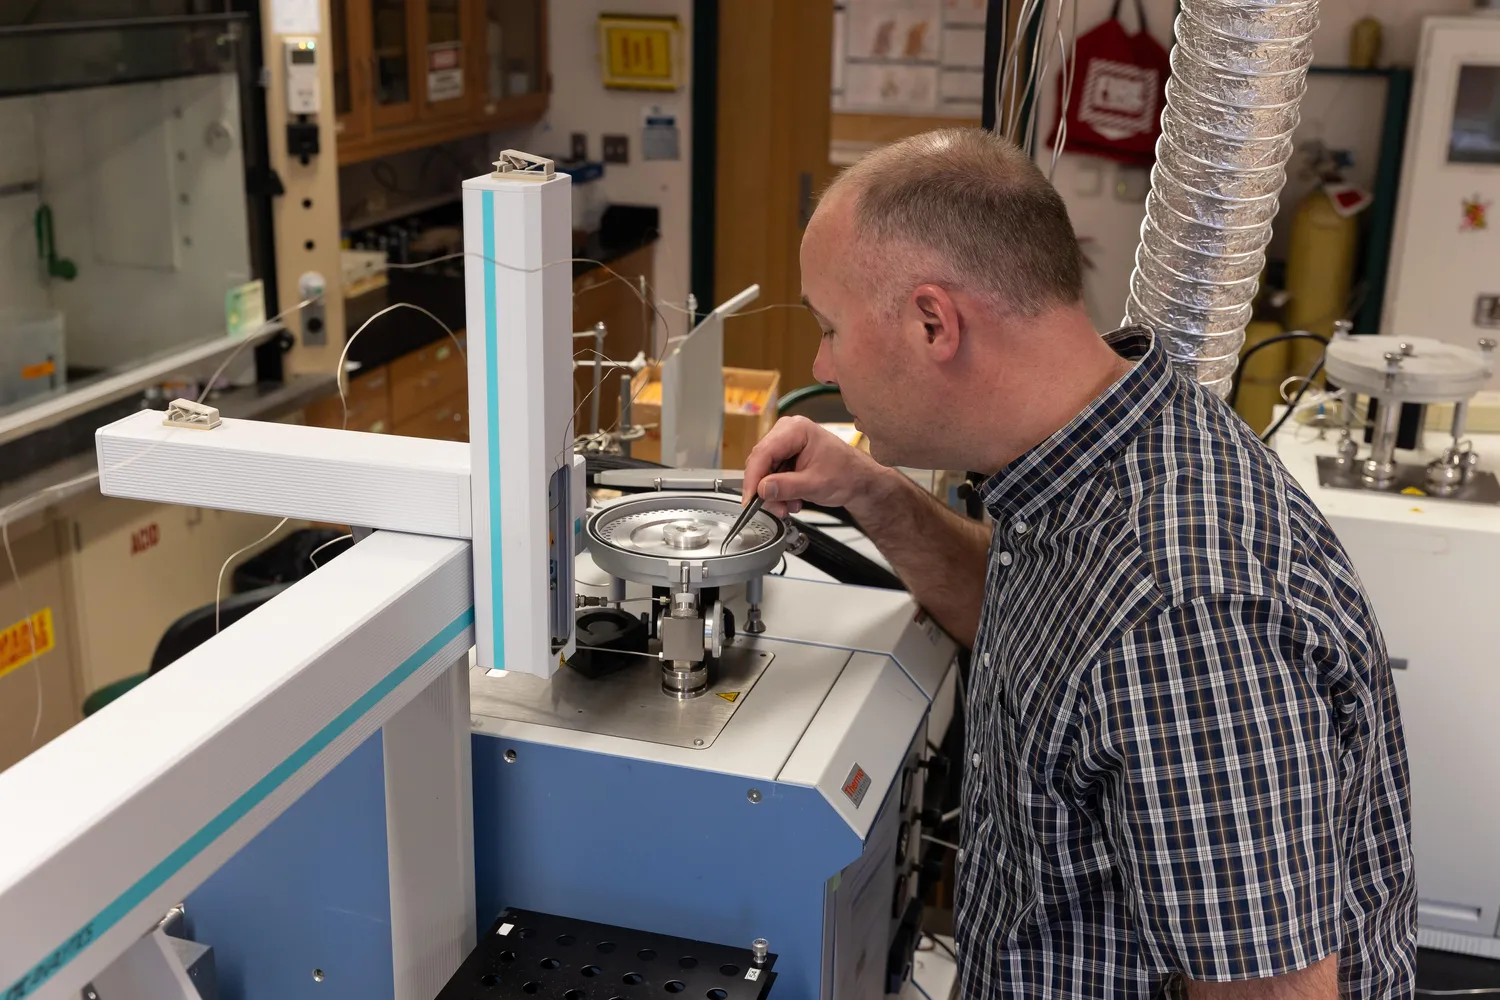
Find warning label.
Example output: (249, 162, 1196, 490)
(0, 608, 55, 680)
(716, 691, 740, 703)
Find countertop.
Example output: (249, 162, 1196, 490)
(0, 374, 336, 526)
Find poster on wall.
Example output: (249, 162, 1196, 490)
(831, 0, 985, 118)
(599, 15, 682, 91)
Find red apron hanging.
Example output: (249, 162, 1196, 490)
(1048, 0, 1170, 167)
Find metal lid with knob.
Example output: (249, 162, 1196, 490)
(1324, 336, 1493, 403)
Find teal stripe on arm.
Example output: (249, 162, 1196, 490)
(481, 190, 504, 667)
(6, 607, 476, 1000)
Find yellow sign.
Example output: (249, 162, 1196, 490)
(599, 16, 680, 91)
(1401, 486, 1427, 497)
(716, 691, 740, 703)
(0, 608, 56, 680)
(21, 360, 56, 380)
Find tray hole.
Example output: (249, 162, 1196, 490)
(678, 957, 698, 970)
(480, 973, 499, 987)
(623, 973, 645, 986)
(522, 984, 539, 995)
(637, 949, 657, 961)
(582, 966, 603, 978)
(557, 934, 577, 946)
(707, 991, 728, 1000)
(665, 982, 686, 994)
(540, 958, 561, 970)
(597, 942, 617, 955)
(718, 965, 740, 978)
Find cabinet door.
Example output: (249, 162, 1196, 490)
(481, 0, 545, 106)
(333, 0, 371, 141)
(370, 0, 420, 128)
(420, 0, 474, 120)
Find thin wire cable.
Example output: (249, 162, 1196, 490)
(215, 517, 289, 634)
(941, 807, 961, 824)
(1416, 990, 1500, 997)
(910, 977, 936, 1000)
(922, 833, 961, 852)
(308, 533, 353, 569)
(922, 934, 959, 963)
(337, 302, 465, 428)
(1050, 0, 1080, 178)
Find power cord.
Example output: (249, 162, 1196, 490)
(1227, 331, 1330, 408)
(1261, 357, 1327, 444)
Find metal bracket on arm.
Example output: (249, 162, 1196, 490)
(492, 150, 555, 179)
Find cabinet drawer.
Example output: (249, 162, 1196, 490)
(303, 390, 390, 433)
(390, 336, 467, 425)
(394, 394, 468, 442)
(347, 365, 390, 407)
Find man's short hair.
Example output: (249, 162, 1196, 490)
(829, 127, 1085, 317)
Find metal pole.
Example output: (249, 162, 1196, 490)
(639, 275, 652, 359)
(618, 368, 634, 458)
(591, 321, 605, 436)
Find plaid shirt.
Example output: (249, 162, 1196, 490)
(954, 327, 1416, 999)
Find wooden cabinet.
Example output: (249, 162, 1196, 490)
(334, 0, 549, 164)
(389, 335, 467, 425)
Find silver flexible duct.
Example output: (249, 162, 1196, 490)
(1125, 0, 1320, 397)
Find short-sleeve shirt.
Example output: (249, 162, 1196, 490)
(954, 327, 1416, 998)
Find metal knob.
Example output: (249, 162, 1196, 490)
(752, 938, 769, 966)
(1481, 338, 1497, 353)
(1398, 342, 1415, 357)
(1332, 319, 1354, 339)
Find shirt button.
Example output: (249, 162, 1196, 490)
(1013, 519, 1029, 535)
(998, 551, 1013, 567)
(957, 848, 967, 864)
(971, 753, 982, 769)
(982, 653, 990, 667)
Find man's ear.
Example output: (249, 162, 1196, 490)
(910, 284, 962, 362)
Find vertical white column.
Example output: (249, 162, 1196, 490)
(462, 164, 574, 676)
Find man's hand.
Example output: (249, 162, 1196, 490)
(741, 416, 892, 519)
(1188, 955, 1337, 998)
(742, 416, 992, 646)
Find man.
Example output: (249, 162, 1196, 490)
(741, 128, 1416, 998)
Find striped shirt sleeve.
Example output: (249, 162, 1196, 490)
(1089, 593, 1345, 983)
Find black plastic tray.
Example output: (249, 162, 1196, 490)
(436, 908, 778, 1000)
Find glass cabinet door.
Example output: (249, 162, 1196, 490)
(485, 0, 543, 103)
(370, 0, 417, 125)
(422, 0, 467, 116)
(331, 0, 367, 138)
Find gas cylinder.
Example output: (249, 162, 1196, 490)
(1236, 320, 1290, 433)
(1284, 184, 1358, 376)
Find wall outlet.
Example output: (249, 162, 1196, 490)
(602, 134, 629, 164)
(570, 132, 588, 161)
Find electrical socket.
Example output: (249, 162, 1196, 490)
(570, 132, 587, 161)
(602, 134, 629, 164)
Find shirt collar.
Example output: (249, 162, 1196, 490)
(980, 326, 1173, 524)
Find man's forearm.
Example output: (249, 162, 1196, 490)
(845, 469, 990, 647)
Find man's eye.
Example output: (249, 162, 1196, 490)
(821, 328, 835, 338)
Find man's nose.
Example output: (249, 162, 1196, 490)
(812, 338, 837, 387)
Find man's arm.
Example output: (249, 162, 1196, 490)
(1188, 956, 1337, 998)
(742, 417, 990, 646)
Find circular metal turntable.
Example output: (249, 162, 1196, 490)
(585, 493, 788, 588)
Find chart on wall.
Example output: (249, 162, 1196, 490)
(832, 0, 987, 118)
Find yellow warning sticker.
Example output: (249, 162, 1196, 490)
(0, 608, 55, 680)
(1401, 486, 1427, 497)
(717, 691, 740, 703)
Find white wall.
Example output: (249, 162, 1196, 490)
(1031, 0, 1473, 333)
(496, 0, 694, 322)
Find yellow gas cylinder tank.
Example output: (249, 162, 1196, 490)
(1236, 321, 1290, 433)
(1284, 185, 1358, 376)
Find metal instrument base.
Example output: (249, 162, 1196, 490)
(1316, 456, 1500, 505)
(471, 643, 774, 749)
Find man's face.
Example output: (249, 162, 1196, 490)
(799, 195, 931, 468)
